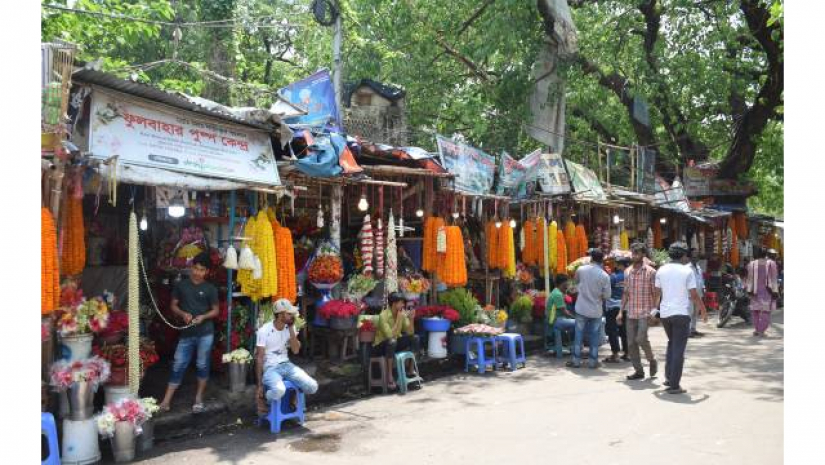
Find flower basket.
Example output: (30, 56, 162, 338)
(421, 317, 451, 333)
(358, 317, 377, 343)
(108, 367, 128, 386)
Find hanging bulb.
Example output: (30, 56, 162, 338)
(358, 195, 369, 212)
(509, 219, 517, 228)
(415, 208, 424, 218)
(452, 211, 460, 219)
(660, 217, 667, 224)
(168, 191, 186, 218)
(495, 221, 502, 228)
(613, 214, 621, 225)
(139, 216, 148, 231)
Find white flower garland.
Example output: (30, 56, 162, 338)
(128, 212, 140, 395)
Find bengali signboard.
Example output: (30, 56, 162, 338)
(521, 151, 572, 196)
(436, 135, 496, 195)
(279, 69, 342, 131)
(684, 166, 756, 197)
(565, 160, 606, 201)
(89, 89, 281, 185)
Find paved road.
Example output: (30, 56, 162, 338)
(133, 310, 783, 465)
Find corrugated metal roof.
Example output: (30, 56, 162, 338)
(72, 68, 277, 131)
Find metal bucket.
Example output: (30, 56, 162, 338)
(62, 417, 101, 465)
(60, 333, 93, 362)
(104, 385, 135, 406)
(228, 362, 248, 393)
(112, 421, 136, 462)
(67, 381, 96, 421)
(137, 419, 154, 453)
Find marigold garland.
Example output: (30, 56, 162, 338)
(272, 219, 297, 303)
(500, 222, 516, 278)
(620, 230, 630, 250)
(522, 219, 537, 265)
(576, 224, 588, 259)
(652, 220, 663, 249)
(486, 221, 501, 269)
(42, 208, 60, 314)
(734, 212, 749, 238)
(730, 228, 740, 267)
(565, 220, 577, 265)
(438, 226, 467, 287)
(556, 230, 568, 275)
(549, 220, 558, 269)
(251, 210, 278, 301)
(61, 197, 86, 276)
(422, 217, 445, 272)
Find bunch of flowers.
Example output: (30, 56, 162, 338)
(308, 243, 344, 284)
(526, 290, 547, 318)
(319, 299, 360, 319)
(222, 348, 253, 364)
(140, 397, 161, 419)
(57, 294, 110, 337)
(42, 320, 51, 342)
(99, 311, 128, 337)
(509, 294, 535, 323)
(346, 273, 378, 299)
(94, 344, 127, 369)
(96, 398, 150, 438)
(139, 340, 159, 374)
(516, 264, 534, 286)
(50, 356, 111, 390)
(415, 305, 460, 322)
(455, 323, 504, 338)
(399, 275, 431, 294)
(357, 318, 376, 333)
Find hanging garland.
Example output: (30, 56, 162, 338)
(576, 224, 589, 258)
(128, 212, 140, 395)
(438, 226, 467, 287)
(536, 218, 547, 275)
(253, 210, 278, 300)
(620, 230, 630, 251)
(385, 210, 398, 294)
(500, 222, 516, 279)
(549, 220, 558, 268)
(556, 230, 568, 275)
(486, 220, 501, 269)
(61, 196, 86, 276)
(375, 218, 385, 278)
(652, 220, 663, 249)
(565, 220, 577, 265)
(422, 217, 445, 272)
(272, 219, 297, 303)
(236, 216, 258, 298)
(41, 208, 60, 314)
(522, 219, 537, 265)
(359, 214, 375, 276)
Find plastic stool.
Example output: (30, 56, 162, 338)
(41, 412, 60, 465)
(258, 380, 306, 434)
(394, 351, 423, 394)
(705, 292, 719, 311)
(367, 356, 389, 394)
(465, 337, 497, 374)
(495, 333, 526, 371)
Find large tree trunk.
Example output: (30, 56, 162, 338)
(201, 1, 236, 105)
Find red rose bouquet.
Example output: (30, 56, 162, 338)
(319, 299, 360, 319)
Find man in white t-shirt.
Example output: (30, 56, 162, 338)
(654, 242, 707, 394)
(255, 299, 318, 414)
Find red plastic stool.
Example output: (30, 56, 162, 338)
(704, 292, 719, 311)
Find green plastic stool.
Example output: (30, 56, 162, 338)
(394, 351, 423, 394)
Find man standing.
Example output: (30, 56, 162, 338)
(567, 249, 611, 369)
(619, 244, 659, 380)
(603, 258, 629, 363)
(654, 242, 707, 394)
(256, 299, 319, 414)
(160, 252, 219, 413)
(687, 250, 706, 338)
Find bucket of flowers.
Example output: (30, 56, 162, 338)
(95, 344, 128, 386)
(96, 398, 150, 462)
(357, 316, 377, 343)
(223, 348, 253, 392)
(415, 305, 459, 332)
(508, 294, 534, 334)
(50, 356, 111, 421)
(57, 283, 111, 362)
(399, 274, 431, 302)
(137, 398, 161, 453)
(346, 273, 378, 302)
(319, 299, 360, 330)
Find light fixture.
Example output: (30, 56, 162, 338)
(509, 219, 517, 228)
(452, 212, 460, 219)
(416, 208, 424, 218)
(659, 217, 667, 224)
(495, 220, 502, 228)
(139, 216, 148, 231)
(613, 214, 621, 225)
(168, 191, 186, 218)
(357, 195, 369, 212)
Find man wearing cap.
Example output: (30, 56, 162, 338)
(567, 248, 611, 369)
(654, 242, 708, 394)
(256, 299, 318, 414)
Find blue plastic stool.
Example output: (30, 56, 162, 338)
(258, 380, 306, 434)
(41, 412, 60, 465)
(464, 337, 498, 374)
(394, 351, 423, 394)
(495, 333, 526, 371)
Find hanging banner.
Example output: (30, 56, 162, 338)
(684, 165, 756, 197)
(278, 69, 342, 131)
(88, 89, 281, 186)
(436, 135, 496, 195)
(636, 147, 657, 193)
(653, 176, 691, 213)
(566, 160, 606, 200)
(496, 151, 529, 197)
(521, 151, 572, 196)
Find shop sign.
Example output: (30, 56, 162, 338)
(278, 69, 342, 131)
(684, 166, 756, 197)
(436, 135, 496, 195)
(89, 89, 281, 186)
(521, 151, 572, 196)
(565, 160, 606, 200)
(496, 151, 529, 198)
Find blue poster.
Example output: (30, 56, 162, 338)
(279, 69, 341, 131)
(436, 135, 496, 195)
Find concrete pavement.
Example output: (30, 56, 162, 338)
(130, 310, 783, 465)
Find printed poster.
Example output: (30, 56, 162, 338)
(279, 69, 342, 131)
(436, 135, 496, 195)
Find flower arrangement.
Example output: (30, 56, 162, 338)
(57, 290, 110, 337)
(516, 263, 534, 286)
(96, 398, 150, 438)
(438, 288, 479, 326)
(509, 295, 534, 323)
(50, 356, 111, 390)
(42, 320, 51, 342)
(319, 299, 360, 319)
(139, 340, 159, 374)
(566, 256, 591, 276)
(222, 348, 253, 364)
(308, 248, 344, 284)
(347, 273, 378, 299)
(415, 305, 460, 322)
(399, 275, 431, 295)
(455, 323, 504, 338)
(358, 318, 376, 333)
(528, 291, 548, 318)
(94, 340, 159, 376)
(139, 397, 160, 419)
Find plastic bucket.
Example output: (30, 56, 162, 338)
(59, 333, 93, 362)
(62, 418, 101, 465)
(427, 331, 448, 359)
(421, 317, 450, 332)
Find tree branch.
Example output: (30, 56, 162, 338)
(457, 0, 495, 37)
(571, 108, 619, 143)
(435, 34, 494, 83)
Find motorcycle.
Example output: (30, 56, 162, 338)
(717, 274, 751, 328)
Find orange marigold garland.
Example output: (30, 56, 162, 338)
(438, 226, 467, 287)
(522, 219, 536, 265)
(60, 197, 86, 276)
(556, 230, 568, 275)
(486, 221, 500, 269)
(422, 217, 445, 272)
(565, 220, 577, 265)
(42, 208, 60, 314)
(576, 224, 588, 259)
(652, 220, 663, 249)
(272, 220, 297, 303)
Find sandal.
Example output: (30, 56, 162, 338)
(603, 356, 620, 364)
(192, 403, 206, 414)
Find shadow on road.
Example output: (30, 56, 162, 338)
(653, 390, 711, 405)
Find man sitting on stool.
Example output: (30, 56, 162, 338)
(256, 299, 319, 415)
(372, 292, 419, 391)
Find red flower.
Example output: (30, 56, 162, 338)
(442, 308, 460, 322)
(358, 320, 376, 333)
(319, 300, 360, 319)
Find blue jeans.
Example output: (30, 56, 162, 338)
(169, 333, 214, 386)
(572, 315, 602, 366)
(262, 362, 319, 402)
(553, 318, 576, 358)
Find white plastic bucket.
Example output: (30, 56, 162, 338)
(62, 417, 101, 465)
(427, 331, 448, 359)
(59, 333, 93, 362)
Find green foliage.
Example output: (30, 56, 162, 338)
(509, 295, 534, 324)
(438, 288, 479, 327)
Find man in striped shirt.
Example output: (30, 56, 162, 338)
(618, 243, 659, 380)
